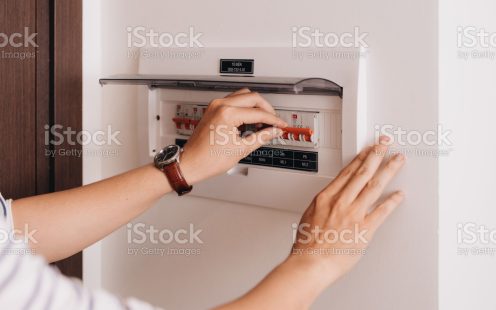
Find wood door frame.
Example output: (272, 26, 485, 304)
(36, 0, 51, 195)
(0, 0, 37, 199)
(37, 0, 83, 279)
(50, 0, 83, 279)
(2, 0, 84, 280)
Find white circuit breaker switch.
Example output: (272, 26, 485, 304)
(272, 109, 320, 149)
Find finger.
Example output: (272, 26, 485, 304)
(225, 88, 251, 98)
(352, 153, 405, 217)
(242, 127, 284, 153)
(231, 107, 288, 128)
(337, 137, 389, 205)
(223, 92, 277, 115)
(364, 191, 405, 234)
(319, 146, 372, 198)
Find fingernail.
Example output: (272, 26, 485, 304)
(379, 136, 390, 145)
(395, 191, 405, 199)
(394, 153, 405, 161)
(274, 128, 284, 136)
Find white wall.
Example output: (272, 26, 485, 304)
(439, 0, 496, 309)
(84, 1, 440, 309)
(82, 0, 102, 289)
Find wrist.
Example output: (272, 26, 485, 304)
(249, 255, 339, 309)
(283, 252, 343, 288)
(179, 149, 203, 185)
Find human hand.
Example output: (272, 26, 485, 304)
(289, 137, 405, 285)
(180, 89, 288, 184)
(214, 139, 405, 310)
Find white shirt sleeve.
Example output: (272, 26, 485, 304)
(0, 194, 162, 310)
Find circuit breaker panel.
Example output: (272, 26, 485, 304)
(100, 75, 345, 212)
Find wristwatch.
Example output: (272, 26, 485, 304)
(154, 145, 193, 196)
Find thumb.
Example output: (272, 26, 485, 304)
(241, 127, 284, 154)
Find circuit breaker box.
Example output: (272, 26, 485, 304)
(100, 59, 365, 213)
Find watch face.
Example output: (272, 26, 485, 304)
(154, 145, 180, 169)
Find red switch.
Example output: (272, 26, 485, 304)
(282, 127, 313, 138)
(183, 118, 192, 130)
(172, 117, 183, 129)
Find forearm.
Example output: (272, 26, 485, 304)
(8, 89, 283, 264)
(216, 257, 339, 310)
(12, 164, 178, 262)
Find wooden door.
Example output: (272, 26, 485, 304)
(0, 0, 82, 279)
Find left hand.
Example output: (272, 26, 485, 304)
(180, 89, 288, 184)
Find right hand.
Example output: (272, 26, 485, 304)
(289, 137, 405, 284)
(180, 89, 288, 184)
(215, 139, 405, 310)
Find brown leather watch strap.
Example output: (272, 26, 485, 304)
(163, 161, 192, 196)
